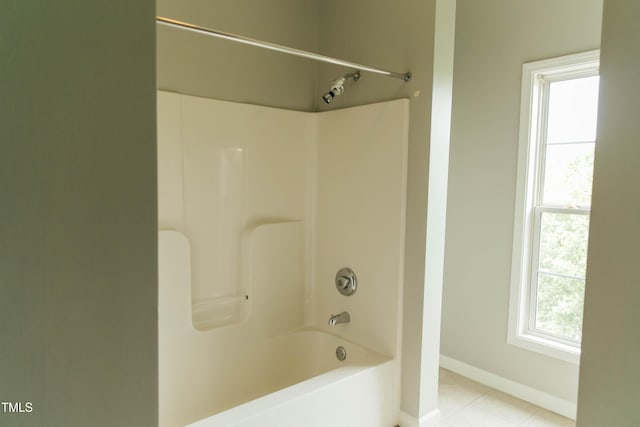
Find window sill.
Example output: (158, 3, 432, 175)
(508, 332, 581, 365)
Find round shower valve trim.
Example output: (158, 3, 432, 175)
(335, 267, 357, 296)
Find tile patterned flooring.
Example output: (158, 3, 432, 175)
(437, 368, 575, 427)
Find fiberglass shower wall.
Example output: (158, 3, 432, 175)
(158, 91, 408, 353)
(158, 91, 314, 330)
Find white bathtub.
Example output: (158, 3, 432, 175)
(159, 227, 402, 427)
(159, 96, 408, 427)
(185, 329, 398, 427)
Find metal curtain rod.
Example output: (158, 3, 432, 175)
(156, 16, 412, 82)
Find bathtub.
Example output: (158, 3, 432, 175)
(159, 230, 400, 427)
(158, 95, 408, 427)
(184, 329, 398, 427)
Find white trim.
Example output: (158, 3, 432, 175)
(508, 49, 599, 364)
(508, 331, 580, 363)
(440, 355, 577, 420)
(397, 409, 440, 427)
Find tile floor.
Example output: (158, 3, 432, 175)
(436, 368, 575, 427)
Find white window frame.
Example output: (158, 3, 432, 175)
(508, 50, 599, 365)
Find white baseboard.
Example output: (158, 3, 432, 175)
(439, 355, 577, 420)
(397, 409, 440, 427)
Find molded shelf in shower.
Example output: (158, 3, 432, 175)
(192, 294, 249, 331)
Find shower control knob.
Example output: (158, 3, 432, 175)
(337, 276, 351, 290)
(335, 268, 357, 296)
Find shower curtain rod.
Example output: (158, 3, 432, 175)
(156, 16, 412, 82)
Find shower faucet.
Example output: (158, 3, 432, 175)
(328, 311, 350, 326)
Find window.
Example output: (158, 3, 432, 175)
(509, 51, 599, 364)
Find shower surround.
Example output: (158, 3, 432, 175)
(158, 91, 408, 426)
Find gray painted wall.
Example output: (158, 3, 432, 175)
(157, 0, 319, 111)
(0, 2, 157, 426)
(442, 0, 602, 404)
(577, 0, 640, 425)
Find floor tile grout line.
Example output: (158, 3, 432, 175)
(439, 382, 492, 423)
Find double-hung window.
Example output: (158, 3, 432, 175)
(509, 51, 599, 363)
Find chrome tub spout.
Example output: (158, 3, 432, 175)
(328, 311, 350, 326)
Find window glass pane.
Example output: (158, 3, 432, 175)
(535, 272, 585, 341)
(546, 76, 599, 144)
(542, 142, 595, 206)
(538, 212, 589, 278)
